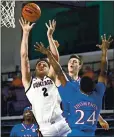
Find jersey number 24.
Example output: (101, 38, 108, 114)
(75, 110, 96, 125)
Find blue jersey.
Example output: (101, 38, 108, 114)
(58, 81, 106, 133)
(10, 123, 38, 137)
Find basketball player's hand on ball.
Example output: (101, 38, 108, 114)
(34, 42, 49, 55)
(19, 17, 35, 33)
(99, 119, 109, 130)
(45, 19, 56, 37)
(96, 34, 113, 51)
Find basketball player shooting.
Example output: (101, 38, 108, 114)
(19, 17, 71, 136)
(34, 34, 113, 136)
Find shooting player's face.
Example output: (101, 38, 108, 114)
(68, 58, 81, 73)
(36, 61, 49, 76)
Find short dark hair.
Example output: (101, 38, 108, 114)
(80, 76, 95, 95)
(36, 58, 50, 68)
(69, 54, 83, 66)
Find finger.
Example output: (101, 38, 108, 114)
(101, 35, 104, 41)
(49, 20, 52, 28)
(52, 19, 55, 28)
(28, 21, 30, 26)
(34, 45, 40, 51)
(108, 35, 111, 41)
(109, 39, 113, 44)
(21, 17, 25, 25)
(104, 34, 106, 41)
(40, 42, 44, 47)
(25, 19, 27, 24)
(31, 22, 36, 27)
(19, 19, 23, 27)
(52, 19, 56, 29)
(34, 45, 38, 49)
(96, 44, 99, 47)
(54, 20, 56, 28)
(36, 42, 41, 47)
(34, 48, 40, 51)
(45, 23, 49, 29)
(27, 21, 30, 25)
(36, 42, 39, 45)
(96, 44, 101, 48)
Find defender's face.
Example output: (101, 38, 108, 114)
(68, 58, 81, 73)
(36, 61, 49, 76)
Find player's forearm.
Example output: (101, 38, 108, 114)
(46, 50, 63, 75)
(98, 114, 104, 122)
(48, 35, 59, 61)
(100, 50, 108, 75)
(20, 31, 29, 57)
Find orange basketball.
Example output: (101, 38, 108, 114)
(22, 3, 41, 22)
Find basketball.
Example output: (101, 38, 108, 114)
(22, 3, 41, 22)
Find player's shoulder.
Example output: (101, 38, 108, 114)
(33, 123, 38, 128)
(96, 82, 105, 88)
(32, 77, 38, 81)
(94, 82, 106, 95)
(12, 124, 22, 130)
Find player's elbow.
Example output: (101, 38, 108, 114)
(53, 54, 59, 62)
(20, 52, 28, 59)
(57, 75, 67, 86)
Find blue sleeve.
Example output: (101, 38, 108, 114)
(95, 82, 106, 96)
(62, 101, 71, 120)
(58, 81, 77, 89)
(10, 126, 17, 137)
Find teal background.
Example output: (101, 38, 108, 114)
(27, 1, 114, 60)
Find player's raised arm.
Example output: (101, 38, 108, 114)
(45, 19, 60, 80)
(34, 42, 68, 86)
(96, 34, 113, 84)
(19, 17, 35, 90)
(46, 19, 59, 61)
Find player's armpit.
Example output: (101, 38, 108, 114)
(48, 65, 56, 82)
(56, 71, 68, 86)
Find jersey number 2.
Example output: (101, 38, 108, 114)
(42, 88, 48, 97)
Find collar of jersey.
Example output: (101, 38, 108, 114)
(22, 123, 34, 130)
(35, 75, 47, 80)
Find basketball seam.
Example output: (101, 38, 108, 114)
(23, 6, 40, 16)
(22, 10, 39, 18)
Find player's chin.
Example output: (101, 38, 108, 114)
(39, 70, 48, 76)
(38, 70, 45, 74)
(26, 115, 32, 118)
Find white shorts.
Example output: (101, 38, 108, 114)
(39, 115, 71, 136)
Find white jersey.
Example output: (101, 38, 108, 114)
(26, 76, 62, 124)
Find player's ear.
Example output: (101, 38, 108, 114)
(79, 64, 82, 70)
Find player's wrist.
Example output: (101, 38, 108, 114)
(102, 48, 108, 53)
(47, 34, 53, 38)
(23, 31, 30, 35)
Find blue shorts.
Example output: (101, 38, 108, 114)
(68, 129, 95, 136)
